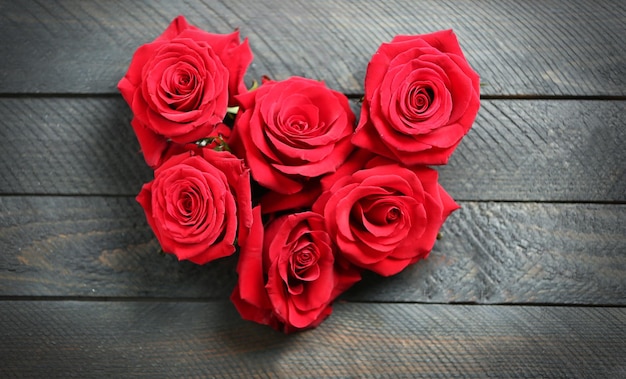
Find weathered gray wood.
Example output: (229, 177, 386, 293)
(439, 99, 626, 202)
(2, 196, 624, 305)
(1, 301, 624, 378)
(1, 98, 624, 201)
(0, 0, 624, 96)
(0, 97, 152, 195)
(0, 196, 237, 299)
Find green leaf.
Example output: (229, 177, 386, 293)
(248, 79, 259, 91)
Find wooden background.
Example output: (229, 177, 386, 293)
(1, 0, 625, 377)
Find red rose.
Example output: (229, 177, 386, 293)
(231, 207, 361, 332)
(312, 150, 459, 276)
(353, 30, 480, 165)
(136, 148, 253, 265)
(118, 15, 253, 168)
(229, 77, 355, 202)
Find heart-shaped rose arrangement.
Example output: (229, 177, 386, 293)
(119, 16, 480, 333)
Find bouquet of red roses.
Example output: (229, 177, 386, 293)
(119, 16, 480, 333)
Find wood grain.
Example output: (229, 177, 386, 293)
(0, 0, 624, 96)
(0, 196, 238, 299)
(1, 301, 624, 378)
(1, 98, 624, 201)
(0, 97, 151, 195)
(2, 196, 624, 305)
(441, 99, 626, 201)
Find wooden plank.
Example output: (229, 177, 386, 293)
(0, 196, 237, 299)
(1, 301, 624, 378)
(2, 196, 624, 305)
(0, 0, 624, 96)
(439, 99, 626, 202)
(1, 98, 624, 202)
(0, 97, 152, 195)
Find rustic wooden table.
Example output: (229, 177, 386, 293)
(1, 1, 625, 377)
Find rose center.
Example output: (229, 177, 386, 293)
(386, 207, 401, 223)
(409, 85, 434, 114)
(157, 61, 204, 113)
(286, 115, 310, 133)
(172, 68, 195, 95)
(173, 186, 206, 226)
(180, 193, 193, 213)
(296, 249, 314, 268)
(293, 120, 308, 131)
(355, 197, 404, 226)
(289, 244, 320, 282)
(177, 73, 190, 86)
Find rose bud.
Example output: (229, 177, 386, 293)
(136, 148, 253, 265)
(118, 15, 253, 168)
(229, 76, 355, 212)
(353, 29, 480, 165)
(231, 207, 361, 332)
(313, 150, 459, 276)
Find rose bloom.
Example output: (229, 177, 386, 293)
(231, 208, 361, 332)
(136, 148, 253, 265)
(118, 15, 253, 168)
(312, 150, 459, 276)
(353, 30, 480, 166)
(229, 76, 355, 209)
